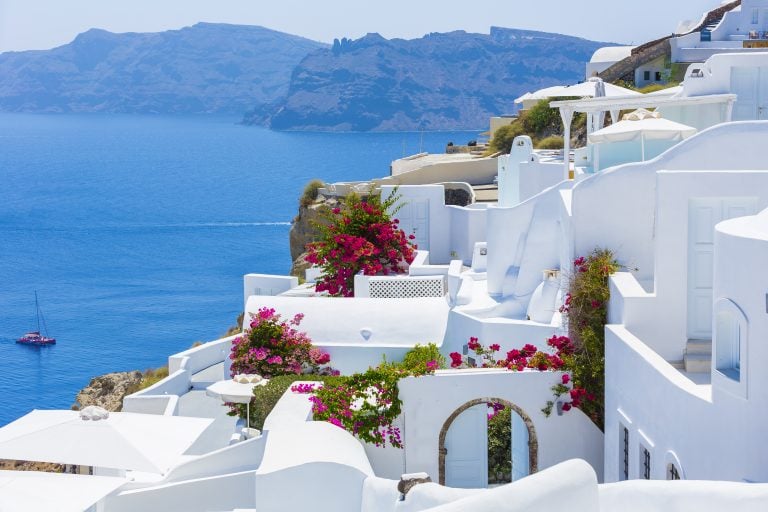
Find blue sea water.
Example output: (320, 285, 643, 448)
(0, 113, 478, 426)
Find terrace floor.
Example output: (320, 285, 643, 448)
(180, 363, 239, 455)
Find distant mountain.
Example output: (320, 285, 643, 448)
(0, 23, 326, 114)
(246, 27, 611, 131)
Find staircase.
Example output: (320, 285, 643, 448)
(683, 339, 712, 373)
(598, 0, 741, 84)
(700, 13, 726, 42)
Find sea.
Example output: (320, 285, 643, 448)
(0, 113, 478, 426)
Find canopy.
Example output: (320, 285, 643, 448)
(206, 377, 267, 405)
(588, 109, 698, 166)
(0, 470, 126, 512)
(588, 111, 697, 144)
(515, 77, 640, 104)
(0, 410, 212, 474)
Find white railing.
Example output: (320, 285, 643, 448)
(123, 334, 239, 414)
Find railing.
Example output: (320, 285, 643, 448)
(122, 334, 239, 414)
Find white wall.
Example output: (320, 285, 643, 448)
(518, 159, 564, 203)
(605, 207, 768, 485)
(243, 274, 298, 310)
(712, 209, 768, 407)
(572, 121, 768, 288)
(383, 184, 451, 264)
(107, 471, 257, 512)
(442, 310, 561, 357)
(650, 171, 768, 358)
(391, 158, 498, 187)
(486, 182, 569, 302)
(448, 205, 488, 265)
(603, 322, 768, 484)
(599, 479, 768, 512)
(680, 52, 768, 98)
(399, 371, 604, 483)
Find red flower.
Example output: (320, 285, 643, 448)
(489, 343, 500, 352)
(561, 374, 570, 385)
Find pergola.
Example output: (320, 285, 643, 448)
(549, 93, 738, 180)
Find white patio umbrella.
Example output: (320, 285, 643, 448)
(206, 375, 268, 430)
(0, 470, 126, 512)
(588, 109, 697, 166)
(514, 77, 640, 105)
(0, 410, 212, 474)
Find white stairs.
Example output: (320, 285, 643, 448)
(683, 339, 712, 373)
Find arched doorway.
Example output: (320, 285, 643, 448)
(438, 398, 538, 487)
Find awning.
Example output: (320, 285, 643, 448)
(0, 410, 212, 474)
(0, 470, 126, 512)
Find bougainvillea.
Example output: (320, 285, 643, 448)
(305, 190, 417, 297)
(552, 248, 619, 429)
(303, 346, 439, 449)
(230, 307, 334, 379)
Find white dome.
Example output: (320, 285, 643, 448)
(590, 46, 634, 63)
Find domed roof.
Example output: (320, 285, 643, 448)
(590, 46, 634, 63)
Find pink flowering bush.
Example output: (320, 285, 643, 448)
(230, 307, 334, 379)
(305, 190, 417, 297)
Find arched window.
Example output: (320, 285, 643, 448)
(713, 298, 749, 398)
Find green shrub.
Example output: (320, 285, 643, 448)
(633, 82, 679, 94)
(488, 122, 525, 154)
(125, 366, 170, 395)
(488, 405, 512, 484)
(536, 135, 564, 150)
(521, 100, 562, 135)
(300, 179, 325, 208)
(398, 343, 445, 372)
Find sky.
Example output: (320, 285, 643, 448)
(0, 0, 724, 53)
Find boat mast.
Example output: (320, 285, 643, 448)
(35, 290, 40, 333)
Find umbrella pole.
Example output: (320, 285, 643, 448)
(246, 401, 250, 430)
(641, 134, 646, 161)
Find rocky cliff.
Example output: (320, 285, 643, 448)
(0, 23, 326, 114)
(247, 27, 612, 131)
(73, 370, 143, 412)
(289, 197, 338, 278)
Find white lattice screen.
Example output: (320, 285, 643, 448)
(368, 276, 446, 298)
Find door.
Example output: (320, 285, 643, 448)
(397, 199, 429, 251)
(510, 410, 530, 481)
(687, 198, 757, 339)
(445, 404, 488, 488)
(731, 67, 768, 120)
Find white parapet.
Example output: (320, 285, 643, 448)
(243, 274, 299, 310)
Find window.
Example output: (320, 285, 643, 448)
(668, 463, 680, 480)
(643, 71, 650, 81)
(641, 447, 651, 479)
(752, 8, 759, 25)
(715, 308, 741, 381)
(655, 71, 662, 82)
(621, 426, 629, 480)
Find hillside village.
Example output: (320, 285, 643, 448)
(4, 1, 768, 511)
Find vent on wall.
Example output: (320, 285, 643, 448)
(368, 277, 445, 299)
